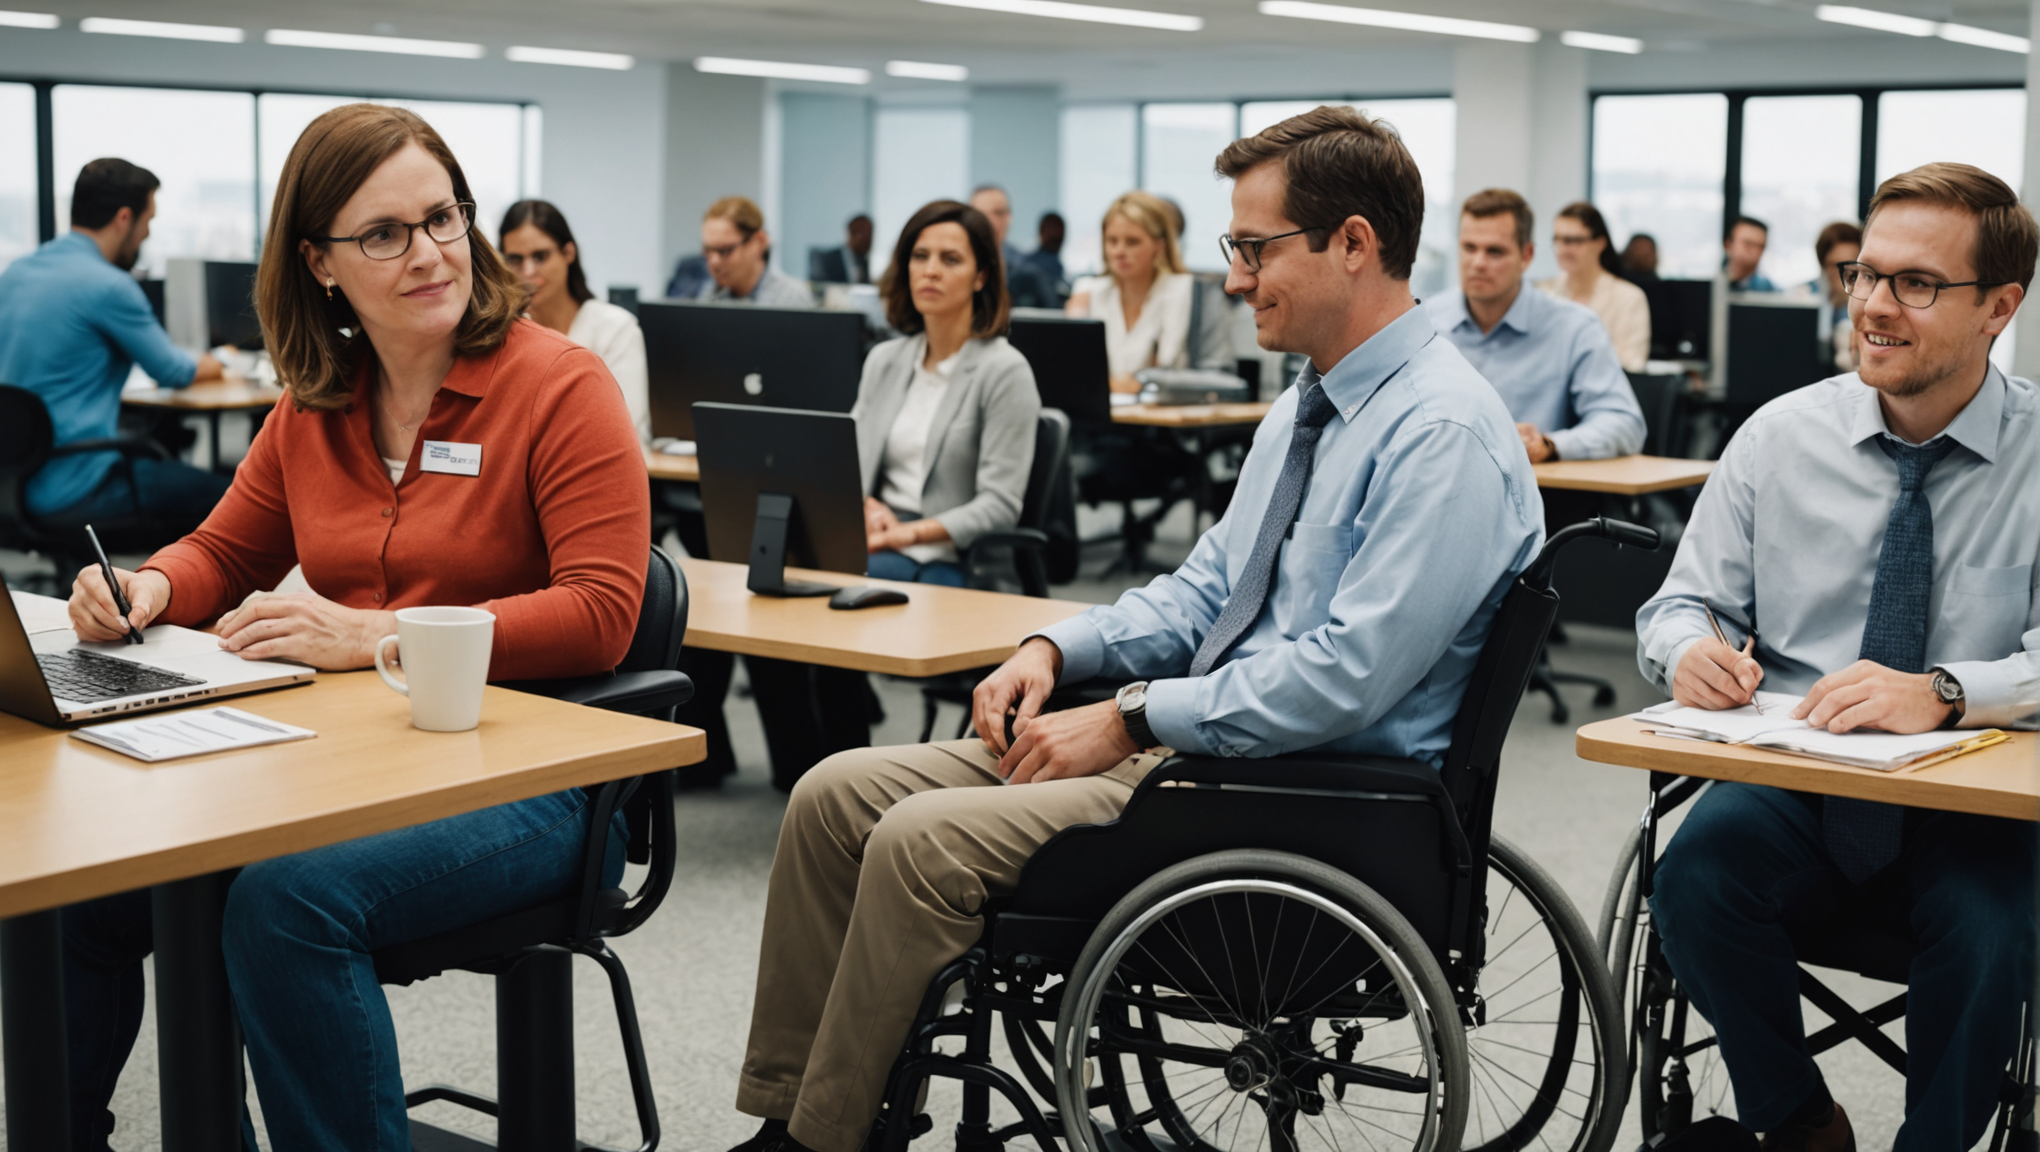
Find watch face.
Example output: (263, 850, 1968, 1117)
(1122, 688, 1146, 711)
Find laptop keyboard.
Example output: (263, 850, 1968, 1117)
(38, 649, 207, 703)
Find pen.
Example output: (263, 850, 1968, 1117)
(84, 524, 144, 646)
(1702, 597, 1763, 713)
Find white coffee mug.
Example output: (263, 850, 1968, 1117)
(374, 606, 496, 732)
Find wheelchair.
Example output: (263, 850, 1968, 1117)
(867, 518, 1659, 1152)
(1596, 773, 2038, 1147)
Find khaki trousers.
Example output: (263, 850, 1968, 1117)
(736, 739, 1167, 1152)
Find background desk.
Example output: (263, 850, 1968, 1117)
(0, 674, 702, 1149)
(1533, 455, 1715, 495)
(1111, 401, 1271, 428)
(122, 378, 285, 471)
(1575, 718, 2037, 821)
(679, 557, 1088, 676)
(647, 447, 699, 483)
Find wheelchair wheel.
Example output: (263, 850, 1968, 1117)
(1460, 836, 1626, 1152)
(1633, 922, 1735, 1138)
(1051, 849, 1467, 1152)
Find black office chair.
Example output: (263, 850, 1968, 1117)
(917, 410, 1074, 742)
(1626, 370, 1689, 460)
(1599, 777, 2037, 1146)
(0, 384, 178, 589)
(375, 546, 694, 1152)
(868, 518, 1659, 1152)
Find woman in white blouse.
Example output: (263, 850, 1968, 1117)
(1536, 200, 1652, 372)
(500, 200, 650, 444)
(1066, 191, 1193, 393)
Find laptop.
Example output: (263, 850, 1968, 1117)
(2, 582, 315, 726)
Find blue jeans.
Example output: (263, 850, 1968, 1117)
(40, 456, 231, 532)
(866, 550, 965, 587)
(1650, 782, 2035, 1147)
(222, 790, 626, 1152)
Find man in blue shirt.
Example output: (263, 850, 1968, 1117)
(719, 106, 1542, 1152)
(0, 158, 225, 534)
(1427, 188, 1645, 462)
(1725, 214, 1778, 292)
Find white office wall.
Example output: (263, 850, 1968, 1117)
(777, 92, 872, 282)
(971, 86, 1060, 253)
(0, 83, 37, 273)
(872, 105, 970, 267)
(1058, 104, 1136, 280)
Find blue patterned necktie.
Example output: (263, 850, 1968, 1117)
(1187, 382, 1340, 677)
(1824, 435, 1958, 883)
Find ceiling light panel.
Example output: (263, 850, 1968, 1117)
(1559, 30, 1641, 54)
(506, 45, 634, 69)
(264, 29, 484, 58)
(1936, 22, 2029, 53)
(919, 0, 1202, 33)
(1259, 1, 1538, 43)
(1813, 5, 1935, 36)
(886, 60, 970, 81)
(79, 16, 243, 42)
(0, 10, 58, 29)
(694, 57, 872, 84)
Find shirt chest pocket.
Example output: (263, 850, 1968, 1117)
(1272, 522, 1353, 636)
(1941, 562, 2034, 658)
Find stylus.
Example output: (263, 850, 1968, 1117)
(84, 524, 144, 646)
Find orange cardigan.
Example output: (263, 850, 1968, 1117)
(145, 319, 650, 681)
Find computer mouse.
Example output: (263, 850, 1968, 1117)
(829, 586, 910, 610)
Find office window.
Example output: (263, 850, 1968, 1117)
(52, 85, 256, 278)
(258, 93, 367, 239)
(1059, 104, 1137, 279)
(1877, 89, 2025, 195)
(385, 100, 527, 242)
(0, 83, 33, 273)
(1141, 103, 1237, 272)
(1241, 98, 1456, 294)
(1739, 95, 1862, 290)
(872, 105, 970, 268)
(1592, 94, 1728, 280)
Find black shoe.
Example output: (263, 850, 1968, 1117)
(1657, 1117, 1760, 1151)
(729, 1118, 790, 1152)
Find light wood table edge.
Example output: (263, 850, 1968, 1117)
(1532, 456, 1717, 495)
(1575, 718, 2038, 822)
(646, 448, 700, 482)
(679, 622, 1013, 678)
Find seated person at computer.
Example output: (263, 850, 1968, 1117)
(1812, 220, 1863, 372)
(1725, 214, 1777, 292)
(1066, 190, 1197, 394)
(970, 184, 1058, 310)
(0, 158, 227, 535)
(1535, 200, 1651, 372)
(501, 198, 649, 444)
(1637, 162, 2039, 1151)
(811, 213, 874, 285)
(698, 195, 814, 308)
(1428, 188, 1645, 463)
(721, 105, 1541, 1152)
(64, 103, 649, 1152)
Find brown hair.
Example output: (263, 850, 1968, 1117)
(259, 103, 523, 412)
(1463, 188, 1533, 250)
(880, 199, 1009, 338)
(1813, 220, 1863, 267)
(1101, 190, 1187, 282)
(1214, 104, 1424, 281)
(704, 195, 765, 240)
(500, 199, 592, 304)
(1556, 200, 1621, 276)
(1869, 163, 2038, 294)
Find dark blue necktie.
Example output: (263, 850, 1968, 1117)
(1188, 382, 1339, 677)
(1824, 435, 1957, 883)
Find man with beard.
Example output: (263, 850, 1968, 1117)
(1636, 162, 2040, 1150)
(0, 158, 226, 533)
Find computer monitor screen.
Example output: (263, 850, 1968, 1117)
(204, 261, 263, 349)
(694, 402, 868, 578)
(642, 301, 867, 440)
(139, 279, 166, 326)
(1006, 312, 1114, 426)
(1644, 278, 1710, 361)
(1725, 300, 1825, 410)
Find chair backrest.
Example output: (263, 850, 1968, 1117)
(0, 386, 55, 532)
(617, 546, 687, 675)
(1018, 409, 1072, 535)
(1625, 371, 1686, 458)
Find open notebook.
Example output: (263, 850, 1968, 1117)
(1632, 693, 2007, 772)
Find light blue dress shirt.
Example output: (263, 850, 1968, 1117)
(1032, 305, 1544, 765)
(1427, 284, 1646, 461)
(0, 232, 198, 515)
(1637, 369, 2040, 729)
(697, 267, 815, 309)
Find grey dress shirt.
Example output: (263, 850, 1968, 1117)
(1636, 369, 2040, 729)
(1032, 305, 1543, 764)
(698, 267, 815, 309)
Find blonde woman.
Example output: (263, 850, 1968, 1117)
(1066, 190, 1193, 393)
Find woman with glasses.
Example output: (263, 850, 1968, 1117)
(502, 198, 650, 444)
(63, 103, 648, 1150)
(1065, 190, 1194, 393)
(1535, 200, 1651, 371)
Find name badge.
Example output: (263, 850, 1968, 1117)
(420, 440, 482, 476)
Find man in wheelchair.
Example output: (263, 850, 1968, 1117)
(722, 104, 1544, 1152)
(1636, 163, 2040, 1150)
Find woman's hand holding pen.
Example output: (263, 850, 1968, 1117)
(70, 565, 170, 642)
(1673, 634, 1764, 710)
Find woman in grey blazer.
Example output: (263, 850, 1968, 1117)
(856, 199, 1040, 585)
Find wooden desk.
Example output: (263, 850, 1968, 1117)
(1111, 401, 1272, 428)
(646, 447, 699, 483)
(0, 674, 703, 1148)
(1576, 718, 2037, 822)
(122, 377, 285, 472)
(679, 557, 1090, 676)
(1533, 455, 1715, 495)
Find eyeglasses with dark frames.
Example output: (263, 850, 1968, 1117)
(314, 202, 475, 262)
(1218, 225, 1335, 273)
(1836, 260, 2008, 310)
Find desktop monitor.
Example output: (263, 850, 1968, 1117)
(140, 279, 166, 326)
(204, 261, 263, 349)
(1005, 312, 1114, 426)
(641, 300, 867, 440)
(694, 402, 868, 596)
(1644, 278, 1711, 361)
(1725, 299, 1826, 410)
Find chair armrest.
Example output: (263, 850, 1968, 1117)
(966, 528, 1049, 552)
(50, 436, 170, 461)
(501, 670, 694, 716)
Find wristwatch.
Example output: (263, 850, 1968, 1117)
(1930, 667, 1966, 718)
(1116, 681, 1158, 750)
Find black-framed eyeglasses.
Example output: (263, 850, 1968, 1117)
(1219, 225, 1333, 272)
(1837, 260, 2008, 309)
(313, 201, 474, 262)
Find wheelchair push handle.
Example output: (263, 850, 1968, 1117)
(1523, 516, 1661, 589)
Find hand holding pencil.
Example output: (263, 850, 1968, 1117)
(1670, 598, 1766, 711)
